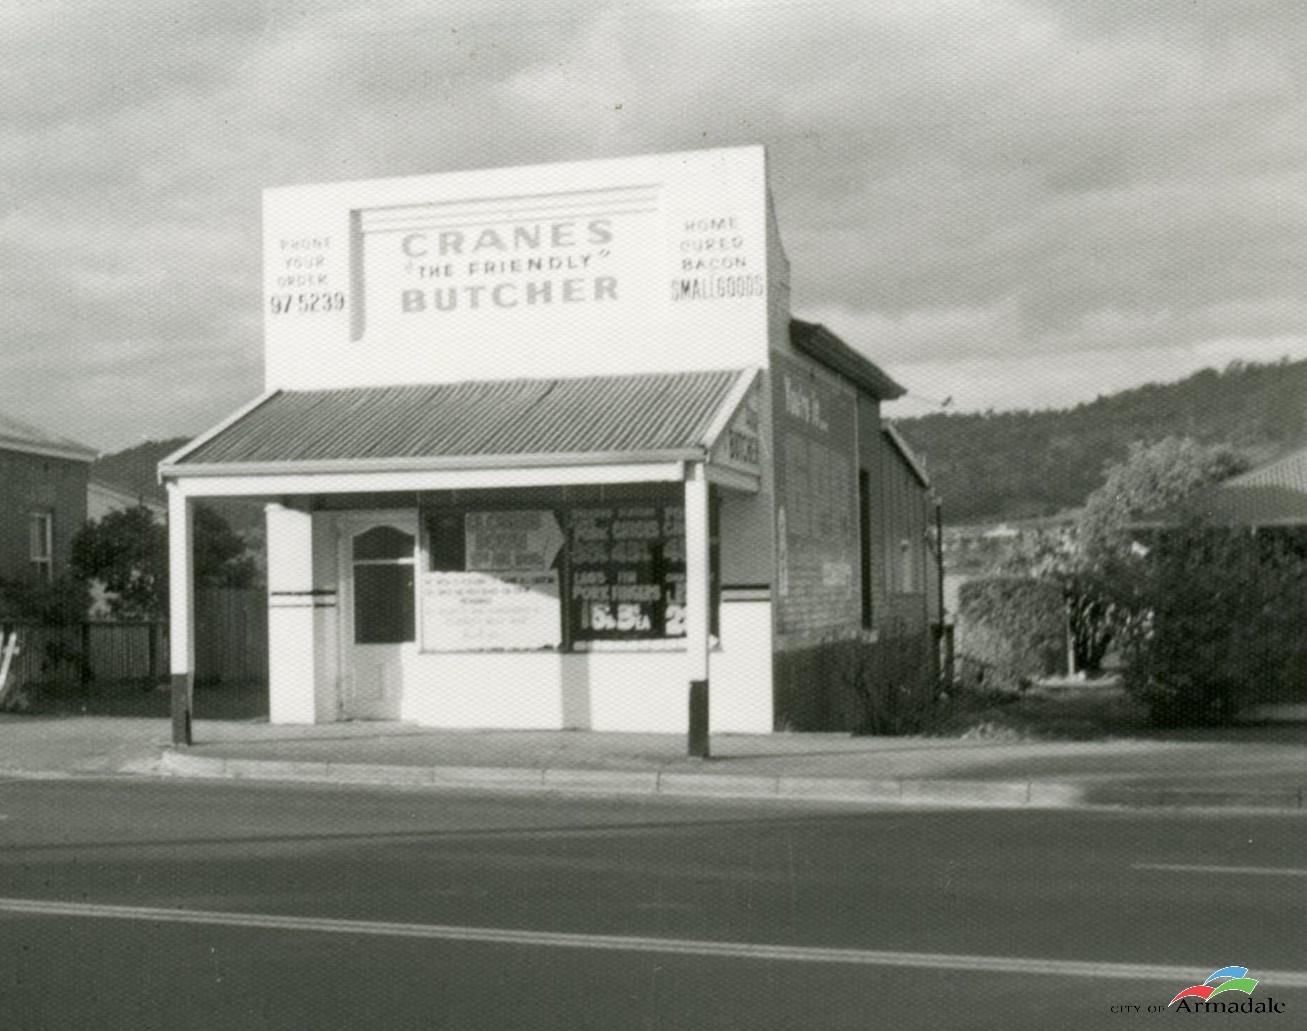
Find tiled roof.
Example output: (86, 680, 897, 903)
(1138, 448, 1307, 528)
(1223, 447, 1307, 494)
(1194, 447, 1307, 527)
(789, 319, 905, 400)
(0, 412, 96, 462)
(1192, 485, 1307, 527)
(166, 369, 750, 473)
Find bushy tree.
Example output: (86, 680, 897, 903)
(1001, 437, 1249, 673)
(192, 505, 258, 591)
(1078, 437, 1249, 561)
(71, 506, 166, 618)
(71, 504, 257, 619)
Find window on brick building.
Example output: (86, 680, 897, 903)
(29, 511, 53, 581)
(899, 537, 915, 593)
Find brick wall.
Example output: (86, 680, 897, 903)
(0, 448, 90, 584)
(771, 351, 861, 637)
(773, 632, 934, 732)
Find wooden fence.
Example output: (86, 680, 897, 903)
(0, 587, 268, 691)
(194, 587, 268, 684)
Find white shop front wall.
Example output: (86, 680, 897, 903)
(263, 147, 773, 391)
(269, 489, 774, 733)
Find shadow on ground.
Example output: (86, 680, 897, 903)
(17, 679, 268, 722)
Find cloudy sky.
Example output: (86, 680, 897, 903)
(3, 0, 1304, 452)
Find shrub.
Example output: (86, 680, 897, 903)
(1117, 527, 1307, 724)
(0, 575, 90, 626)
(834, 634, 941, 735)
(955, 577, 1066, 692)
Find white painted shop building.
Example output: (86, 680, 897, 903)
(160, 147, 937, 745)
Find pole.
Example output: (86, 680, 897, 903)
(934, 496, 951, 686)
(685, 464, 711, 758)
(167, 486, 195, 745)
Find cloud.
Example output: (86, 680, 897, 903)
(1, 0, 1304, 449)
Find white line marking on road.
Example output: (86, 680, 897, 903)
(3, 896, 1306, 986)
(1134, 863, 1307, 878)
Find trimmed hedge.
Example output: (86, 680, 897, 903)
(956, 577, 1066, 692)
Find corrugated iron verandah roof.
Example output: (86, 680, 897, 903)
(164, 369, 751, 476)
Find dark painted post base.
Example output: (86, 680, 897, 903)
(170, 673, 193, 746)
(688, 679, 709, 759)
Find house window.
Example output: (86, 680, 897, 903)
(29, 511, 53, 581)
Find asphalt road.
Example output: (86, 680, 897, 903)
(0, 777, 1303, 1030)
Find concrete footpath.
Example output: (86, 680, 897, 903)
(2, 714, 1305, 811)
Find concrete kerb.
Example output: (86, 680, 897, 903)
(151, 749, 1307, 812)
(154, 749, 1077, 808)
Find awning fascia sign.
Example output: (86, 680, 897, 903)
(164, 459, 692, 498)
(161, 447, 703, 479)
(703, 367, 762, 481)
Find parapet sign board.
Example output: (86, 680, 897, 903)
(263, 147, 776, 391)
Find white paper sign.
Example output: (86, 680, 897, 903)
(464, 510, 565, 571)
(421, 570, 561, 652)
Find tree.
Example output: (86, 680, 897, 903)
(71, 506, 166, 618)
(1002, 437, 1249, 673)
(71, 504, 257, 620)
(1077, 437, 1249, 562)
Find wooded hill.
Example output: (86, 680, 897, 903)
(93, 438, 188, 505)
(92, 438, 264, 536)
(894, 357, 1307, 524)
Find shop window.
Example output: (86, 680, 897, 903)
(421, 508, 564, 652)
(419, 494, 718, 651)
(29, 511, 53, 582)
(568, 503, 687, 642)
(351, 525, 415, 644)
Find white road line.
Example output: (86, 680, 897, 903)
(1134, 863, 1307, 878)
(2, 896, 1306, 986)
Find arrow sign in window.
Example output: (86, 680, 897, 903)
(465, 510, 565, 571)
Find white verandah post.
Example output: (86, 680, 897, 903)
(167, 484, 195, 745)
(685, 462, 711, 757)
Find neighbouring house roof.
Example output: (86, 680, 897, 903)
(162, 369, 756, 477)
(1189, 447, 1307, 527)
(0, 411, 97, 463)
(1136, 447, 1307, 529)
(88, 477, 168, 519)
(789, 319, 905, 401)
(1223, 447, 1307, 495)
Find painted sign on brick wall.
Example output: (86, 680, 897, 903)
(772, 352, 859, 635)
